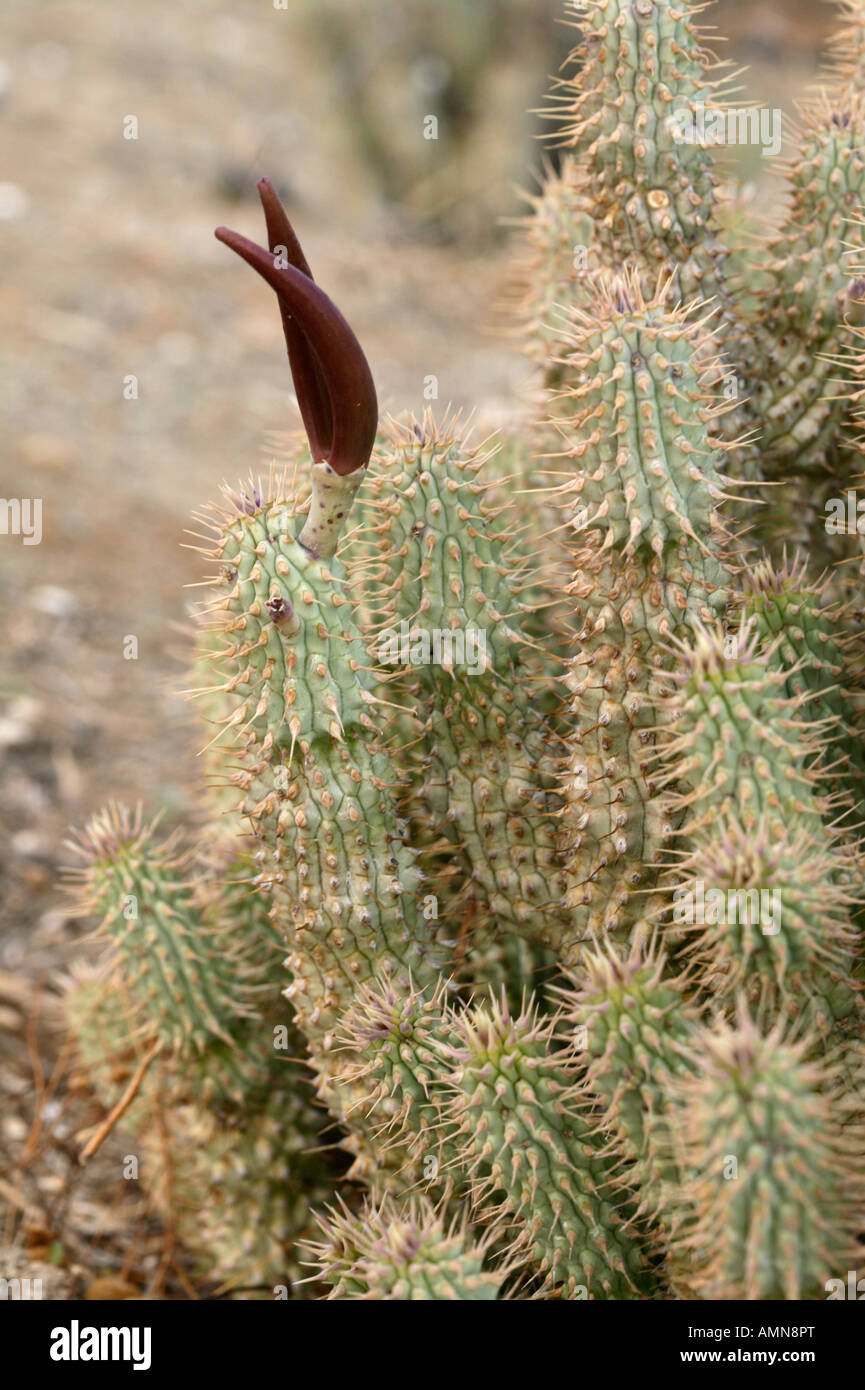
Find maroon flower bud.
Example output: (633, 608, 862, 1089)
(215, 178, 377, 477)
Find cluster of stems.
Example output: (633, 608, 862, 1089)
(66, 2, 865, 1299)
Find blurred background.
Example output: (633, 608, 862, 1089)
(0, 0, 840, 1295)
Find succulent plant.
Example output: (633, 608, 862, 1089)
(65, 1, 865, 1299)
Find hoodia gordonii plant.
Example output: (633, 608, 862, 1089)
(65, 3, 865, 1299)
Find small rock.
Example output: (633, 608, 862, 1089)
(2, 1115, 28, 1142)
(35, 910, 70, 942)
(0, 183, 29, 221)
(6, 696, 43, 727)
(37, 1174, 65, 1195)
(31, 586, 78, 618)
(0, 718, 33, 751)
(85, 1276, 140, 1301)
(11, 829, 52, 861)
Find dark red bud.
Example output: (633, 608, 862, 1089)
(215, 180, 377, 476)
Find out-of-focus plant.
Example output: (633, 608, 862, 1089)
(296, 0, 566, 238)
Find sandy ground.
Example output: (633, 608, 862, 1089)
(0, 0, 839, 1297)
